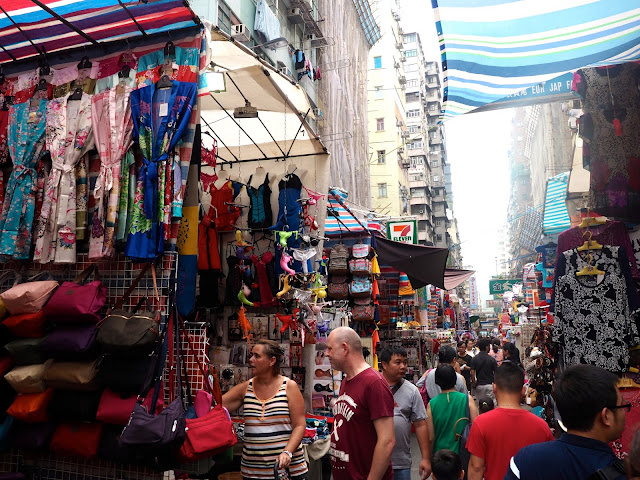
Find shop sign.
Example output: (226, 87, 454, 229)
(486, 299, 502, 308)
(489, 279, 521, 295)
(469, 275, 479, 309)
(387, 220, 417, 244)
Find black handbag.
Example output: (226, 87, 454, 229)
(118, 309, 186, 469)
(97, 263, 160, 355)
(97, 353, 156, 395)
(48, 389, 102, 422)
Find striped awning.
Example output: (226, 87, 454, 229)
(543, 171, 571, 235)
(324, 190, 382, 236)
(433, 1, 640, 119)
(0, 0, 199, 64)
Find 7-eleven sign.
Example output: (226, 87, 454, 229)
(387, 221, 417, 244)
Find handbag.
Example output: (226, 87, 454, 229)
(352, 305, 375, 321)
(96, 387, 164, 425)
(41, 324, 98, 359)
(7, 388, 54, 423)
(97, 263, 160, 355)
(351, 243, 370, 259)
(50, 422, 104, 458)
(4, 360, 52, 393)
(349, 258, 372, 275)
(328, 274, 349, 300)
(48, 389, 102, 422)
(328, 244, 349, 274)
(119, 311, 186, 465)
(2, 310, 48, 338)
(44, 264, 106, 323)
(176, 316, 236, 462)
(97, 353, 156, 394)
(349, 277, 372, 297)
(4, 337, 47, 365)
(44, 359, 100, 391)
(0, 280, 58, 315)
(12, 421, 56, 450)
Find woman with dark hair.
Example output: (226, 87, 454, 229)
(223, 339, 308, 480)
(502, 342, 523, 369)
(489, 339, 503, 366)
(426, 364, 477, 455)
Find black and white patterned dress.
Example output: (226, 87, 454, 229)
(554, 245, 640, 373)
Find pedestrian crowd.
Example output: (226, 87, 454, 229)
(222, 328, 638, 480)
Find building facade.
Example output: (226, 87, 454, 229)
(190, 0, 376, 206)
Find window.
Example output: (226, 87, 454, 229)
(436, 234, 443, 242)
(376, 118, 385, 131)
(374, 56, 382, 69)
(432, 175, 440, 183)
(405, 92, 420, 103)
(378, 183, 388, 197)
(435, 220, 442, 226)
(404, 49, 417, 58)
(404, 64, 418, 72)
(409, 125, 420, 133)
(377, 150, 386, 164)
(407, 109, 420, 118)
(428, 75, 437, 84)
(407, 139, 422, 149)
(218, 1, 232, 34)
(410, 156, 424, 166)
(406, 79, 419, 87)
(374, 86, 383, 100)
(403, 33, 416, 43)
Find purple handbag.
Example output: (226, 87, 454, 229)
(41, 324, 98, 359)
(12, 421, 56, 450)
(43, 264, 106, 323)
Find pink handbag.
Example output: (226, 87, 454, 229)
(44, 264, 106, 323)
(0, 281, 58, 315)
(96, 388, 164, 425)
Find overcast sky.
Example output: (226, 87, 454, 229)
(399, 1, 514, 302)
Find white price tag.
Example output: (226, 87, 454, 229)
(159, 103, 168, 117)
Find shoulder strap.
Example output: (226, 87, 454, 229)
(584, 459, 625, 480)
(73, 263, 100, 284)
(391, 378, 404, 395)
(114, 262, 154, 309)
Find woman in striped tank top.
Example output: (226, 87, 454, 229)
(223, 339, 308, 480)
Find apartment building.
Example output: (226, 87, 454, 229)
(367, 0, 409, 218)
(190, 0, 377, 206)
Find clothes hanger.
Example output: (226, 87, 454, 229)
(77, 56, 92, 70)
(164, 40, 176, 59)
(576, 253, 605, 276)
(578, 207, 606, 228)
(156, 75, 173, 89)
(577, 230, 603, 251)
(68, 85, 84, 101)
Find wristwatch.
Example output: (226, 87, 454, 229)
(283, 450, 293, 459)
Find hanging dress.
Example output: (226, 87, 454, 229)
(124, 81, 196, 261)
(247, 173, 273, 230)
(90, 86, 133, 258)
(0, 99, 48, 259)
(34, 92, 94, 263)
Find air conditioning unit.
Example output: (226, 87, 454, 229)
(398, 76, 407, 84)
(313, 108, 324, 118)
(231, 24, 251, 42)
(419, 209, 425, 214)
(394, 61, 400, 69)
(396, 42, 403, 50)
(278, 66, 292, 77)
(401, 131, 409, 139)
(288, 8, 305, 24)
(305, 34, 315, 41)
(400, 55, 406, 62)
(397, 147, 404, 154)
(393, 11, 401, 21)
(396, 120, 404, 127)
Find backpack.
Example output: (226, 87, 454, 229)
(584, 459, 626, 480)
(419, 369, 433, 408)
(328, 244, 349, 274)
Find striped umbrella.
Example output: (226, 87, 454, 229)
(433, 1, 640, 119)
(542, 171, 571, 236)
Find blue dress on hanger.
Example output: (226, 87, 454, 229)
(125, 80, 197, 261)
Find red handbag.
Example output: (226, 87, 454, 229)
(176, 317, 236, 462)
(7, 388, 54, 423)
(50, 422, 103, 458)
(96, 387, 164, 425)
(44, 264, 106, 323)
(2, 310, 47, 338)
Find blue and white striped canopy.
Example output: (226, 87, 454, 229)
(543, 172, 571, 236)
(433, 0, 640, 119)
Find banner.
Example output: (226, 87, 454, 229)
(469, 275, 479, 309)
(489, 279, 521, 295)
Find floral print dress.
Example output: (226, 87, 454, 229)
(90, 86, 133, 258)
(0, 99, 48, 259)
(34, 91, 94, 263)
(124, 81, 196, 261)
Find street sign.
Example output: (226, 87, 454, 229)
(489, 279, 521, 295)
(387, 220, 417, 244)
(485, 299, 502, 308)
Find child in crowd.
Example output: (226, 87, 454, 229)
(432, 449, 464, 480)
(477, 396, 495, 414)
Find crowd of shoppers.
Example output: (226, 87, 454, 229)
(223, 330, 635, 480)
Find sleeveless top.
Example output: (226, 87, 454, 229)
(247, 173, 272, 230)
(430, 391, 469, 454)
(242, 377, 308, 479)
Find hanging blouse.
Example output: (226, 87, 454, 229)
(116, 148, 137, 242)
(124, 81, 196, 261)
(554, 245, 640, 373)
(0, 99, 48, 259)
(0, 108, 8, 166)
(135, 47, 199, 88)
(90, 87, 133, 258)
(34, 92, 94, 263)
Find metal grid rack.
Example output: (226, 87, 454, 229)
(0, 252, 214, 478)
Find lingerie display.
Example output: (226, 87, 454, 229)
(246, 173, 272, 230)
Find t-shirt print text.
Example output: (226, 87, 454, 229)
(330, 393, 358, 462)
